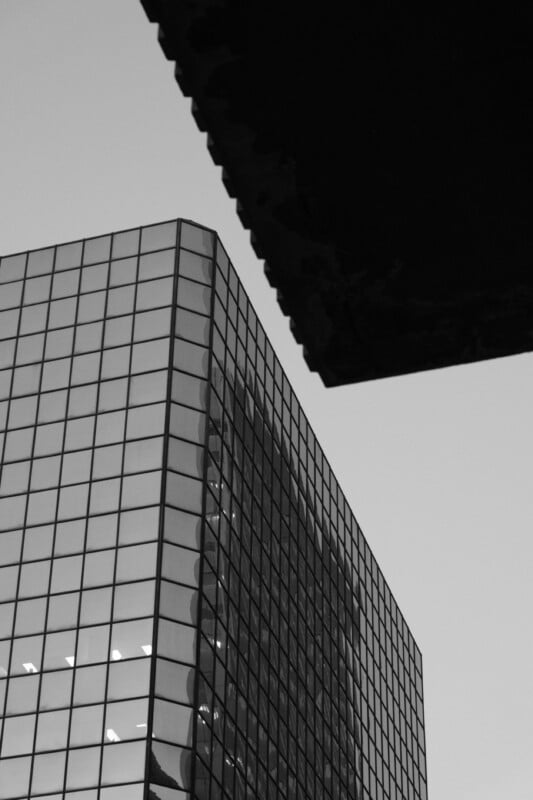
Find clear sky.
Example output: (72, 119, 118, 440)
(1, 2, 532, 798)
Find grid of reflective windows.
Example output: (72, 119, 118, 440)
(192, 232, 427, 800)
(0, 219, 427, 800)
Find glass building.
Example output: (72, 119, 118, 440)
(0, 219, 427, 800)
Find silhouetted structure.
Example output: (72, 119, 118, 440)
(141, 2, 533, 386)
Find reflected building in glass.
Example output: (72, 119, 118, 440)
(0, 219, 427, 800)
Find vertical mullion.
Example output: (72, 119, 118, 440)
(143, 218, 181, 799)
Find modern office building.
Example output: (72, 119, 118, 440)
(0, 219, 427, 800)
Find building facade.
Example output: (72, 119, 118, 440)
(0, 219, 427, 800)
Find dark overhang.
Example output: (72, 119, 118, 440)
(140, 1, 533, 386)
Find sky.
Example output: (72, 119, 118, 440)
(1, 2, 532, 798)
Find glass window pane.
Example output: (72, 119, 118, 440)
(166, 472, 203, 514)
(0, 281, 23, 310)
(136, 277, 173, 311)
(41, 357, 71, 390)
(0, 565, 18, 600)
(80, 586, 113, 626)
(83, 549, 115, 588)
(56, 241, 82, 271)
(134, 308, 171, 342)
(71, 351, 100, 385)
(180, 223, 214, 257)
(77, 291, 106, 323)
(9, 395, 38, 428)
(27, 248, 53, 276)
(74, 321, 103, 353)
(6, 674, 39, 715)
(0, 755, 31, 799)
(124, 437, 163, 474)
(112, 229, 139, 260)
(153, 698, 193, 746)
(50, 555, 83, 593)
(24, 275, 51, 305)
(47, 592, 79, 631)
(115, 542, 158, 582)
(31, 750, 66, 794)
(111, 618, 153, 661)
(98, 377, 128, 412)
(11, 634, 43, 675)
(107, 658, 151, 701)
(141, 222, 176, 254)
(176, 277, 210, 316)
(104, 315, 133, 349)
(73, 663, 106, 705)
(129, 371, 167, 406)
(35, 708, 69, 750)
(118, 506, 159, 546)
(84, 235, 111, 265)
(169, 404, 205, 444)
(149, 744, 191, 794)
(27, 488, 59, 525)
(38, 389, 67, 423)
(40, 669, 73, 710)
(70, 703, 104, 746)
(101, 740, 146, 784)
(81, 262, 108, 293)
(175, 308, 210, 345)
(155, 658, 194, 705)
(86, 514, 117, 551)
(89, 477, 121, 515)
(101, 345, 131, 379)
(110, 256, 137, 286)
(14, 597, 46, 635)
(95, 410, 125, 445)
(113, 581, 155, 621)
(161, 544, 200, 588)
(0, 460, 31, 495)
(0, 253, 25, 282)
(22, 524, 53, 561)
(66, 745, 101, 791)
(126, 404, 166, 440)
(57, 483, 89, 521)
(107, 285, 135, 317)
(65, 416, 95, 450)
(157, 620, 196, 665)
(139, 249, 174, 280)
(178, 249, 212, 285)
(171, 371, 207, 411)
(70, 392, 96, 425)
(12, 362, 41, 395)
(0, 495, 26, 530)
(0, 310, 20, 341)
(48, 296, 77, 328)
(18, 560, 50, 598)
(0, 531, 22, 565)
(44, 326, 74, 362)
(34, 421, 64, 456)
(105, 697, 148, 742)
(131, 339, 170, 374)
(31, 455, 61, 490)
(92, 443, 123, 480)
(77, 624, 110, 665)
(2, 714, 35, 755)
(173, 339, 208, 377)
(43, 629, 76, 671)
(51, 268, 80, 298)
(16, 332, 45, 365)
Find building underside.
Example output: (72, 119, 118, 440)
(140, 1, 533, 386)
